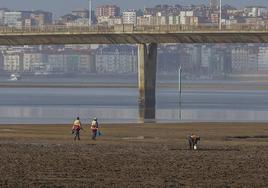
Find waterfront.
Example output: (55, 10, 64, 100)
(1, 78, 268, 123)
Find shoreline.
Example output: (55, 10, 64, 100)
(1, 121, 268, 126)
(2, 81, 268, 90)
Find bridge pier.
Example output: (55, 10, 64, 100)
(138, 43, 158, 121)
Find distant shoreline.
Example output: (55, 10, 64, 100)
(0, 122, 267, 126)
(1, 82, 268, 90)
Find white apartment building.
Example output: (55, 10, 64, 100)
(231, 47, 258, 73)
(46, 52, 95, 73)
(244, 6, 267, 17)
(122, 10, 137, 25)
(23, 53, 44, 72)
(96, 47, 137, 73)
(258, 47, 268, 72)
(3, 50, 23, 72)
(180, 11, 194, 17)
(4, 12, 22, 27)
(97, 16, 122, 26)
(65, 18, 88, 26)
(180, 11, 198, 25)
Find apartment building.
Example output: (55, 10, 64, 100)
(3, 50, 23, 72)
(96, 5, 120, 17)
(23, 52, 45, 72)
(95, 45, 137, 73)
(122, 10, 137, 25)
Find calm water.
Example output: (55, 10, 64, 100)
(0, 86, 268, 124)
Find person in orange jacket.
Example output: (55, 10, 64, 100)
(72, 117, 82, 141)
(90, 117, 99, 140)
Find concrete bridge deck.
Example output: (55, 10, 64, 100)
(1, 24, 268, 45)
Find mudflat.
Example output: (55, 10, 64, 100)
(0, 123, 267, 187)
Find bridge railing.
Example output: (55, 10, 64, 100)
(0, 25, 116, 33)
(1, 24, 268, 34)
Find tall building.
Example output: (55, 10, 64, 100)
(96, 5, 120, 17)
(122, 10, 137, 25)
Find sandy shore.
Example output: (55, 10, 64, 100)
(0, 122, 268, 187)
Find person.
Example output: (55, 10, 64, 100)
(187, 134, 200, 150)
(90, 117, 99, 140)
(72, 117, 82, 141)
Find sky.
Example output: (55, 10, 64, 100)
(0, 0, 268, 17)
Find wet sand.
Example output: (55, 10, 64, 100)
(0, 123, 267, 187)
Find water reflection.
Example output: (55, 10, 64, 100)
(1, 105, 268, 124)
(138, 105, 156, 123)
(1, 88, 268, 124)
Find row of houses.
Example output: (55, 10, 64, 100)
(0, 46, 137, 74)
(1, 45, 268, 76)
(0, 9, 52, 27)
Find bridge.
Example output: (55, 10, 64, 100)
(1, 24, 268, 121)
(1, 24, 268, 45)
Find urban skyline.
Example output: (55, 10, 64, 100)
(1, 0, 268, 17)
(2, 1, 268, 78)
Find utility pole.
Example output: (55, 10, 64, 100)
(219, 0, 222, 30)
(178, 66, 182, 102)
(178, 66, 182, 120)
(88, 0, 92, 26)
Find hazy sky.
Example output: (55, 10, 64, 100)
(1, 0, 268, 17)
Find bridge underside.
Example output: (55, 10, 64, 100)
(1, 32, 268, 45)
